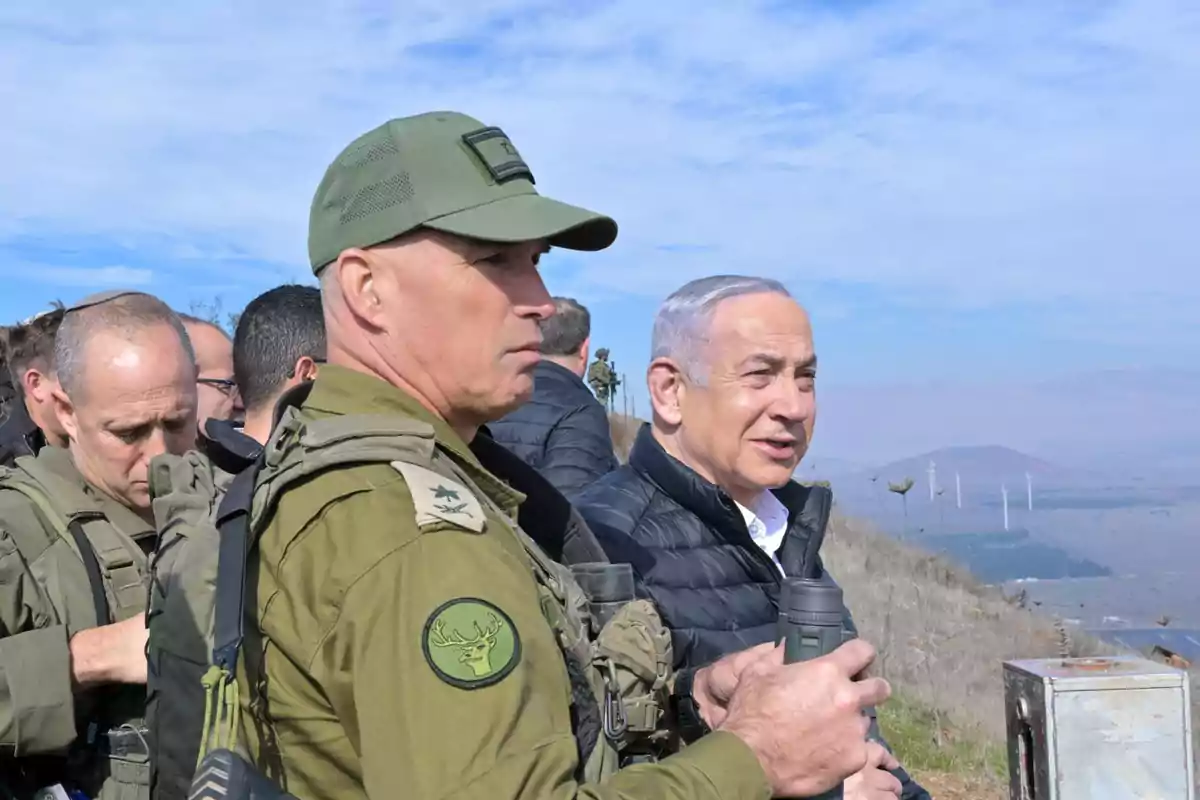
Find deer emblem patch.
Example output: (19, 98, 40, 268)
(422, 598, 521, 688)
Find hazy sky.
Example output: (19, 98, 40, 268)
(2, 1, 1196, 440)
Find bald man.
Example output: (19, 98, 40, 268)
(0, 290, 198, 800)
(180, 315, 239, 429)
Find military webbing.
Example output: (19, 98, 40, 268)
(198, 385, 671, 780)
(0, 476, 111, 627)
(195, 382, 314, 767)
(195, 456, 262, 766)
(2, 456, 148, 622)
(0, 459, 154, 799)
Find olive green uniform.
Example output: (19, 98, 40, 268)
(239, 366, 770, 800)
(588, 359, 616, 400)
(0, 446, 153, 799)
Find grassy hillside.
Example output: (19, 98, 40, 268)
(609, 411, 639, 463)
(607, 414, 1198, 797)
(822, 514, 1109, 796)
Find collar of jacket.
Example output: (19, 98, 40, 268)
(303, 363, 482, 469)
(0, 398, 46, 461)
(472, 425, 610, 566)
(534, 359, 589, 392)
(627, 422, 834, 577)
(199, 417, 263, 475)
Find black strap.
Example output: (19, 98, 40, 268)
(470, 431, 610, 566)
(199, 418, 262, 476)
(66, 516, 111, 626)
(210, 380, 315, 671)
(210, 463, 260, 671)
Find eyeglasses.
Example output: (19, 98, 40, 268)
(197, 377, 238, 395)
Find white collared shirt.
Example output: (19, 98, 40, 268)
(735, 490, 790, 577)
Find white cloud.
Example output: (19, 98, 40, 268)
(10, 265, 154, 287)
(0, 0, 1197, 345)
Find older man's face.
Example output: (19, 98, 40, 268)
(372, 232, 555, 426)
(676, 292, 817, 500)
(186, 321, 238, 426)
(57, 325, 198, 511)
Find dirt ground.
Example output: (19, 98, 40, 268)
(918, 770, 1006, 800)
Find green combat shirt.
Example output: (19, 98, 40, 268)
(240, 365, 771, 800)
(0, 447, 153, 775)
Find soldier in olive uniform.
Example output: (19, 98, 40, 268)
(0, 291, 199, 799)
(236, 111, 889, 800)
(586, 347, 615, 406)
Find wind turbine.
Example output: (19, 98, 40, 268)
(927, 460, 937, 502)
(1002, 484, 1010, 531)
(955, 471, 962, 509)
(1026, 471, 1033, 511)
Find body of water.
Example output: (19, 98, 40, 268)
(1002, 573, 1200, 630)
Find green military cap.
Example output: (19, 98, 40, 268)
(307, 111, 618, 273)
(65, 289, 151, 314)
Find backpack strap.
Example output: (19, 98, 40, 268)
(196, 381, 318, 765)
(195, 454, 264, 765)
(211, 466, 259, 676)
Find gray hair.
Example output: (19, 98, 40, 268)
(56, 292, 196, 402)
(540, 297, 591, 356)
(651, 275, 792, 383)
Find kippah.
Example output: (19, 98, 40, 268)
(65, 290, 151, 315)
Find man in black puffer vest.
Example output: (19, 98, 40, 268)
(489, 296, 617, 500)
(577, 275, 931, 800)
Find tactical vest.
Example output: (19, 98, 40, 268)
(193, 404, 675, 789)
(143, 451, 228, 800)
(0, 456, 151, 800)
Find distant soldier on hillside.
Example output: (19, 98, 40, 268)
(587, 347, 620, 408)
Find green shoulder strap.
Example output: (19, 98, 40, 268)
(0, 463, 111, 628)
(13, 454, 147, 623)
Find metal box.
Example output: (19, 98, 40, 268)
(1004, 656, 1195, 800)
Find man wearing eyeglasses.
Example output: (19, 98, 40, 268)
(180, 314, 239, 431)
(198, 284, 327, 479)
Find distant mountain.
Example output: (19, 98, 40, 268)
(836, 444, 1091, 495)
(813, 368, 1200, 484)
(796, 455, 870, 481)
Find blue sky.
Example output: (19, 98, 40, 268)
(1, 0, 1197, 460)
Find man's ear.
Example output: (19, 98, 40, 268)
(51, 384, 77, 442)
(333, 249, 388, 330)
(647, 358, 687, 427)
(294, 355, 319, 382)
(578, 336, 591, 370)
(20, 368, 41, 403)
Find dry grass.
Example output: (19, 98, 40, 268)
(917, 771, 1007, 800)
(608, 412, 641, 464)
